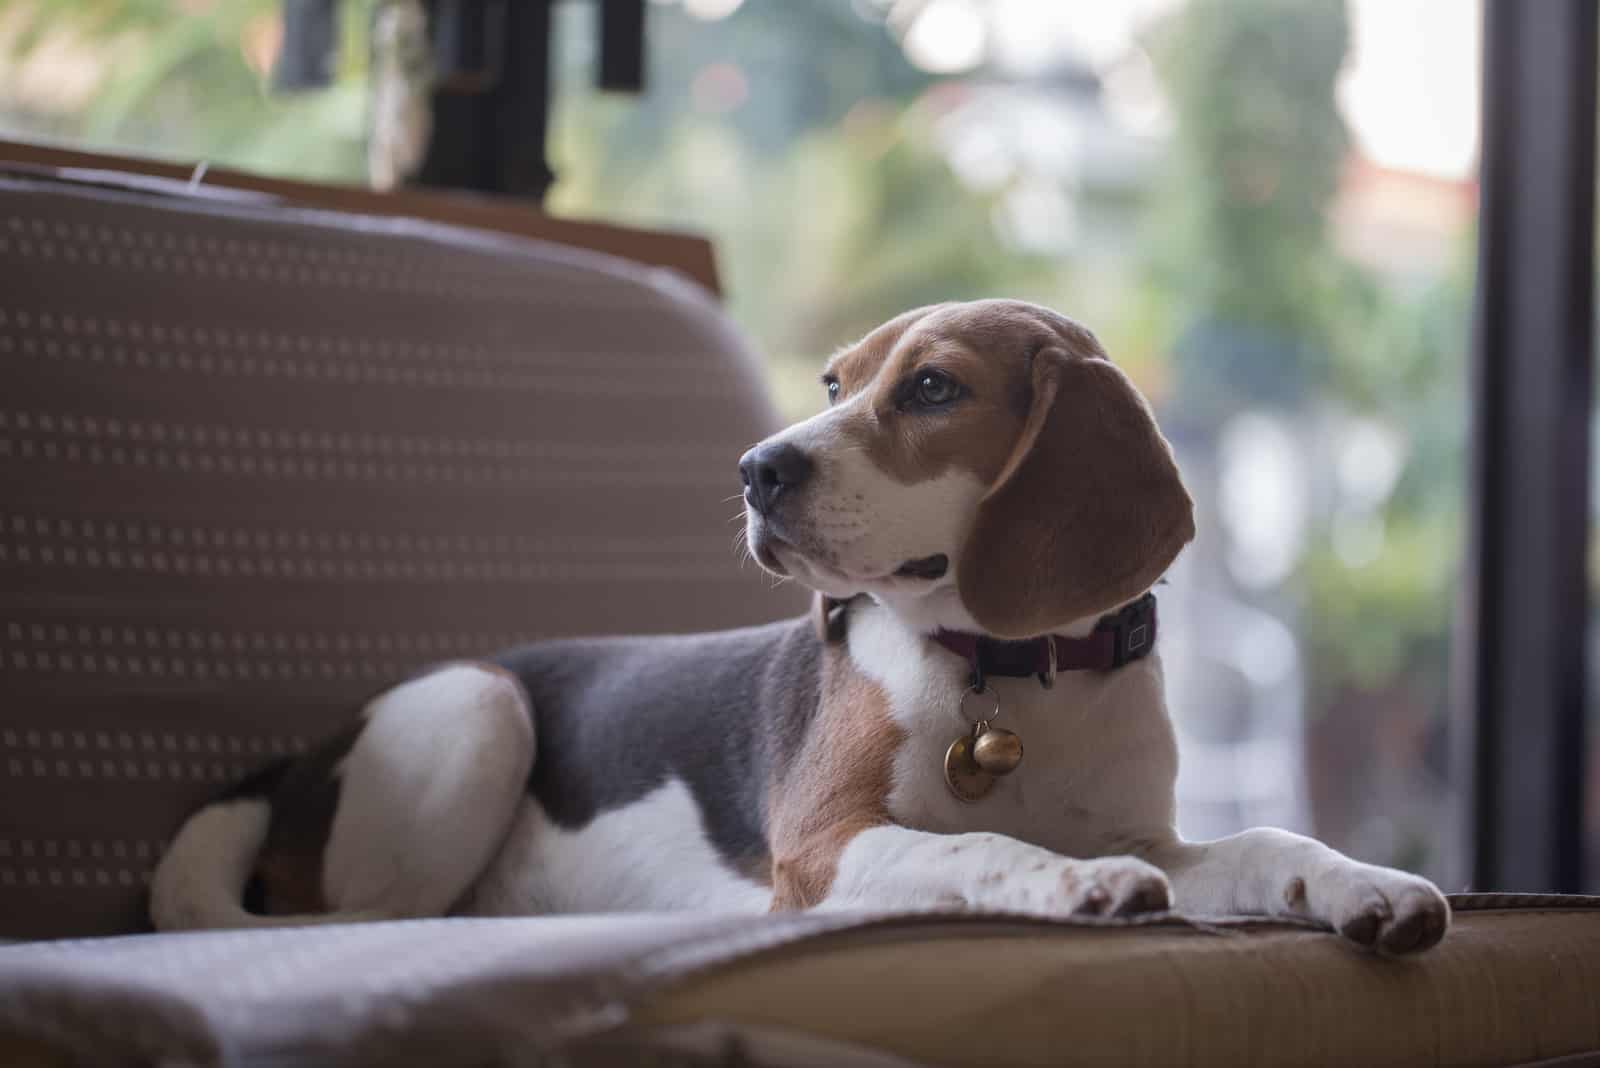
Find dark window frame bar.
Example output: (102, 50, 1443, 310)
(413, 0, 647, 201)
(1459, 0, 1596, 892)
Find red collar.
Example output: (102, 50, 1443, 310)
(932, 593, 1158, 687)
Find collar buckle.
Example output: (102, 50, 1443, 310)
(1104, 593, 1158, 669)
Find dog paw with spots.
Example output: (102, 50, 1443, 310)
(986, 855, 1172, 919)
(1295, 864, 1451, 955)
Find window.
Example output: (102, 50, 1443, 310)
(553, 0, 1477, 885)
(2, 0, 1492, 887)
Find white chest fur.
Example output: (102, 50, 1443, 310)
(847, 599, 1181, 859)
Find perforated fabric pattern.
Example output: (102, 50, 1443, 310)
(2, 901, 1598, 1067)
(0, 176, 806, 938)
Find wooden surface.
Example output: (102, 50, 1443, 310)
(0, 138, 721, 296)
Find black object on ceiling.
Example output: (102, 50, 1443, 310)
(275, 0, 646, 201)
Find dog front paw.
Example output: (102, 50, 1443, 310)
(1068, 850, 1171, 920)
(863, 834, 1173, 920)
(992, 850, 1171, 920)
(1297, 865, 1450, 955)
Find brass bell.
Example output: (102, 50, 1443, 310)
(971, 725, 1023, 775)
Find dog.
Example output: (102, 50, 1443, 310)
(150, 299, 1450, 954)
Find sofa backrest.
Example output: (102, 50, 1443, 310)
(0, 172, 806, 938)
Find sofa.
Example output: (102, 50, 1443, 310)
(1, 160, 1597, 1068)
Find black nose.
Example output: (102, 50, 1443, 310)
(739, 442, 813, 516)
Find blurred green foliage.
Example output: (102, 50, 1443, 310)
(0, 0, 373, 179)
(546, 3, 1058, 411)
(1143, 0, 1467, 704)
(1148, 0, 1353, 359)
(551, 97, 1053, 403)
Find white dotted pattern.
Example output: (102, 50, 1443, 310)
(1, 726, 304, 754)
(0, 725, 308, 779)
(0, 837, 167, 891)
(0, 306, 717, 370)
(0, 914, 773, 1041)
(0, 513, 739, 584)
(2, 619, 535, 683)
(0, 912, 908, 1061)
(0, 215, 649, 308)
(0, 307, 739, 397)
(0, 865, 153, 891)
(0, 409, 732, 489)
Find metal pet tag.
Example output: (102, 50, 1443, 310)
(943, 732, 996, 803)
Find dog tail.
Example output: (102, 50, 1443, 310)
(149, 793, 385, 931)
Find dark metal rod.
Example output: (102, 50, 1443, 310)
(415, 0, 555, 200)
(1460, 0, 1596, 892)
(275, 0, 338, 90)
(493, 0, 555, 199)
(599, 0, 646, 91)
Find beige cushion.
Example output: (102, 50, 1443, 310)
(0, 170, 806, 940)
(0, 895, 1596, 1067)
(643, 895, 1600, 1067)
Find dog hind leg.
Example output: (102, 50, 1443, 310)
(150, 661, 535, 930)
(318, 662, 536, 919)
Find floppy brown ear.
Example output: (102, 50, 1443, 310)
(957, 349, 1195, 639)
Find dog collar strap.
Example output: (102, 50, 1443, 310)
(932, 593, 1158, 685)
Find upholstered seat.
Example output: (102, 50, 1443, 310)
(0, 168, 804, 940)
(2, 897, 1598, 1066)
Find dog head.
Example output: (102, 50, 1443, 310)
(740, 299, 1194, 638)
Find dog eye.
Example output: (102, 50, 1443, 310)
(914, 370, 961, 408)
(823, 377, 841, 405)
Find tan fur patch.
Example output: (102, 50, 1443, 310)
(766, 642, 905, 910)
(822, 301, 1110, 492)
(249, 721, 368, 917)
(823, 304, 940, 396)
(255, 840, 328, 915)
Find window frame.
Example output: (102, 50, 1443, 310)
(1459, 0, 1596, 892)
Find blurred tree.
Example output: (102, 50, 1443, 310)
(548, 1, 1053, 418)
(1144, 0, 1355, 424)
(0, 0, 372, 181)
(1141, 0, 1468, 875)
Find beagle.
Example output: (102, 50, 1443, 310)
(151, 299, 1450, 954)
